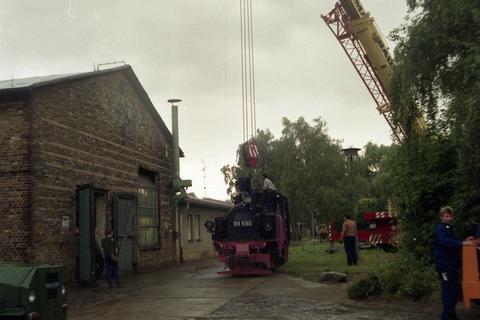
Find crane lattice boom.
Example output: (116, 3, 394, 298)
(322, 0, 425, 141)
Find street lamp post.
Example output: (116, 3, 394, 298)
(341, 147, 361, 221)
(342, 146, 361, 262)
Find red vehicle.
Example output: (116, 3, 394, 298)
(205, 178, 290, 275)
(329, 211, 397, 250)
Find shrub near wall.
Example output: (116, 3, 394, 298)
(347, 251, 440, 300)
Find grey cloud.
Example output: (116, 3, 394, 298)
(0, 0, 408, 199)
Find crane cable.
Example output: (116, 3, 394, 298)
(240, 0, 257, 143)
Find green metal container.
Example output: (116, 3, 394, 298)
(0, 264, 67, 319)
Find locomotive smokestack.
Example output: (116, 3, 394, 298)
(237, 177, 252, 193)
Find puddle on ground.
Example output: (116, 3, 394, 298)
(203, 296, 436, 320)
(289, 276, 328, 288)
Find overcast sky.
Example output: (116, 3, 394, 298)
(0, 0, 409, 200)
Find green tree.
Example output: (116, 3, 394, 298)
(356, 142, 392, 212)
(386, 0, 480, 256)
(221, 117, 392, 230)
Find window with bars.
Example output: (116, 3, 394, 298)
(138, 170, 159, 248)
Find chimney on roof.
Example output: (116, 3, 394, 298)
(94, 60, 126, 71)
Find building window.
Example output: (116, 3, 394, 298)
(138, 170, 159, 248)
(187, 214, 193, 241)
(195, 215, 201, 240)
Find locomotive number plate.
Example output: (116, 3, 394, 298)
(233, 220, 253, 227)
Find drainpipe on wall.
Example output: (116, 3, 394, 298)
(168, 99, 192, 264)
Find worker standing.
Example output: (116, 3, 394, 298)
(101, 228, 121, 289)
(262, 173, 277, 191)
(340, 214, 358, 265)
(262, 173, 277, 210)
(433, 207, 477, 320)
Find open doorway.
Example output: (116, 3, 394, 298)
(77, 185, 107, 284)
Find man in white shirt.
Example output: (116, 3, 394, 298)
(262, 173, 277, 209)
(262, 173, 277, 191)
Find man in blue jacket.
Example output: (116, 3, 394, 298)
(433, 207, 477, 320)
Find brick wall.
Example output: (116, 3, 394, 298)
(27, 70, 176, 277)
(0, 98, 32, 262)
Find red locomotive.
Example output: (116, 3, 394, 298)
(205, 177, 290, 275)
(329, 211, 397, 250)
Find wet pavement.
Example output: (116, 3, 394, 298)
(68, 259, 480, 320)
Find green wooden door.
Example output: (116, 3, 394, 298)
(78, 185, 95, 283)
(114, 193, 137, 273)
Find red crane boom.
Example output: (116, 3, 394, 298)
(322, 1, 418, 141)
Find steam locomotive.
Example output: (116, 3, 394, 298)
(205, 177, 290, 275)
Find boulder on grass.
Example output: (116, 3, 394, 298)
(319, 271, 347, 283)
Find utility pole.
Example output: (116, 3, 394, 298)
(169, 98, 192, 264)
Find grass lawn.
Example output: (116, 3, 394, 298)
(279, 240, 398, 282)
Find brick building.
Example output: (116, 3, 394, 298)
(179, 197, 232, 261)
(0, 65, 181, 281)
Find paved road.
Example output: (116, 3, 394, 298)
(68, 259, 479, 320)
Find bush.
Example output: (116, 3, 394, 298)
(347, 273, 381, 299)
(381, 252, 439, 299)
(377, 262, 404, 295)
(348, 250, 440, 300)
(397, 264, 439, 300)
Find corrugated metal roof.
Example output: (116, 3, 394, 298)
(186, 197, 233, 210)
(0, 65, 183, 155)
(0, 66, 130, 92)
(0, 73, 82, 90)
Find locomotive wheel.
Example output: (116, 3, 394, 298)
(266, 252, 277, 271)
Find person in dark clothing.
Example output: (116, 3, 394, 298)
(433, 207, 477, 320)
(94, 229, 104, 285)
(341, 214, 358, 265)
(101, 228, 121, 288)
